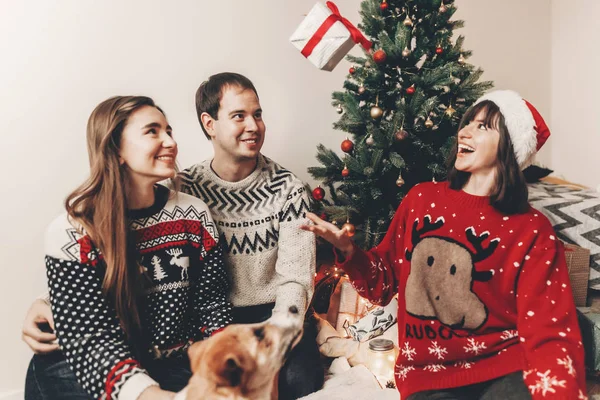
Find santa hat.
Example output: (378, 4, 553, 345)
(474, 90, 550, 169)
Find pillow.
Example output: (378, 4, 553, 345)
(523, 165, 553, 183)
(528, 182, 600, 289)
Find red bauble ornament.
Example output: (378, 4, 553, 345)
(342, 222, 356, 237)
(373, 49, 387, 64)
(435, 46, 443, 55)
(380, 1, 388, 10)
(406, 85, 416, 95)
(312, 186, 325, 201)
(341, 138, 354, 153)
(395, 129, 409, 141)
(319, 212, 328, 221)
(341, 166, 350, 177)
(349, 67, 356, 74)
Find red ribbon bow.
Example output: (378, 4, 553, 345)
(301, 1, 372, 58)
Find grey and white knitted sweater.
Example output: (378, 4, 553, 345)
(179, 154, 316, 315)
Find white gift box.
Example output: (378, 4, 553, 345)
(289, 2, 361, 71)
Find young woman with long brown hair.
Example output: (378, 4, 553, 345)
(302, 90, 586, 400)
(25, 96, 232, 400)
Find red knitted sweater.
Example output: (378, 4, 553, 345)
(338, 181, 586, 399)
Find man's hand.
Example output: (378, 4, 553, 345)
(22, 299, 59, 354)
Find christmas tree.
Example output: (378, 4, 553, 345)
(309, 0, 493, 250)
(152, 255, 167, 281)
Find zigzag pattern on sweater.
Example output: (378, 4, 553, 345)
(59, 207, 217, 262)
(130, 205, 218, 239)
(180, 164, 295, 217)
(222, 227, 280, 255)
(60, 227, 86, 261)
(280, 197, 311, 222)
(102, 363, 146, 400)
(137, 232, 203, 251)
(217, 200, 311, 255)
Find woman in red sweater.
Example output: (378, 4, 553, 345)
(303, 90, 586, 400)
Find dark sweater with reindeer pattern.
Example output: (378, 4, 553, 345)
(338, 181, 585, 400)
(44, 185, 232, 400)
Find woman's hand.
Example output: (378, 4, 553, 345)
(22, 299, 59, 354)
(301, 212, 355, 259)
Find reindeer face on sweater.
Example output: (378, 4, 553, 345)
(405, 216, 498, 331)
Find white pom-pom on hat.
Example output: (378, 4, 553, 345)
(475, 90, 550, 169)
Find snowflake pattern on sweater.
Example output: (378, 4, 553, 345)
(338, 181, 585, 399)
(44, 186, 232, 400)
(178, 154, 316, 315)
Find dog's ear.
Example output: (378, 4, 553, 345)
(188, 340, 208, 373)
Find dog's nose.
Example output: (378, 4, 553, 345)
(288, 306, 298, 314)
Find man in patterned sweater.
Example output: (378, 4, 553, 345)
(183, 72, 321, 399)
(179, 155, 314, 318)
(23, 73, 322, 399)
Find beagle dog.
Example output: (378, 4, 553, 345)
(176, 306, 303, 400)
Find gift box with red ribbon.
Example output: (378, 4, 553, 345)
(289, 1, 371, 71)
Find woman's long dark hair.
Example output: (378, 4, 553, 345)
(447, 100, 529, 214)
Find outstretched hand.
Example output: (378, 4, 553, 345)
(300, 212, 355, 259)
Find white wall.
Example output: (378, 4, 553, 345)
(455, 0, 553, 166)
(0, 0, 550, 396)
(550, 0, 600, 189)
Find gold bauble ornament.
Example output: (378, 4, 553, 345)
(358, 86, 366, 94)
(458, 54, 466, 65)
(370, 105, 383, 119)
(365, 61, 372, 68)
(396, 175, 405, 187)
(439, 4, 447, 13)
(402, 47, 411, 57)
(336, 105, 343, 114)
(445, 105, 456, 117)
(342, 222, 356, 237)
(425, 117, 434, 128)
(366, 134, 375, 146)
(403, 15, 413, 27)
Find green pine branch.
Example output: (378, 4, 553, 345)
(308, 0, 494, 249)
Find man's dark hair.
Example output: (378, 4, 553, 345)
(195, 72, 259, 140)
